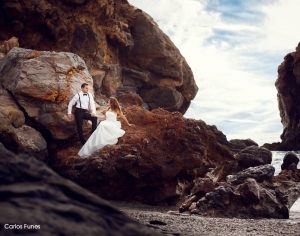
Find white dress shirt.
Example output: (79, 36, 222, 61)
(68, 91, 96, 114)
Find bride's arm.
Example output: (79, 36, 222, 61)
(95, 115, 106, 120)
(119, 113, 133, 126)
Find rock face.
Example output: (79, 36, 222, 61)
(0, 86, 48, 160)
(275, 43, 300, 150)
(0, 87, 23, 151)
(0, 0, 198, 113)
(0, 143, 160, 236)
(52, 106, 235, 205)
(0, 47, 94, 140)
(0, 87, 24, 128)
(179, 147, 300, 219)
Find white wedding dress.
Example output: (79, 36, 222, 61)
(78, 110, 125, 158)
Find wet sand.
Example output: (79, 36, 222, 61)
(110, 201, 300, 236)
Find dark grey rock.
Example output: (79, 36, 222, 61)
(226, 164, 275, 185)
(0, 143, 160, 236)
(237, 146, 272, 168)
(229, 138, 258, 150)
(281, 152, 299, 170)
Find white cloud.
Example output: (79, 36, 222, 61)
(127, 0, 299, 145)
(259, 0, 300, 52)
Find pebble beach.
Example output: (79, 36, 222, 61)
(112, 201, 300, 236)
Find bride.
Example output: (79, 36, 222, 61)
(78, 97, 133, 158)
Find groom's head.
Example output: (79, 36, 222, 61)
(81, 83, 89, 93)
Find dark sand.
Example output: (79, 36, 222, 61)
(110, 201, 300, 236)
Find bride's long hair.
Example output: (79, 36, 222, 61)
(108, 97, 122, 115)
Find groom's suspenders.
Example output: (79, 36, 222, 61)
(77, 93, 90, 110)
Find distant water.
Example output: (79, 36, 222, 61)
(271, 151, 300, 213)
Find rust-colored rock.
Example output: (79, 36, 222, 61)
(0, 0, 198, 113)
(52, 106, 234, 205)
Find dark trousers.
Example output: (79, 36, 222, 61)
(75, 108, 97, 144)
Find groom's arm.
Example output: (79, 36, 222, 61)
(89, 93, 96, 116)
(67, 94, 79, 118)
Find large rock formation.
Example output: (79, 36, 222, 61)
(0, 47, 94, 140)
(0, 48, 233, 207)
(52, 106, 235, 205)
(275, 43, 300, 150)
(0, 0, 198, 113)
(0, 143, 160, 236)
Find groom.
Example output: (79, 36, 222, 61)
(67, 83, 97, 144)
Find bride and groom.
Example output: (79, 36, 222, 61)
(67, 83, 133, 158)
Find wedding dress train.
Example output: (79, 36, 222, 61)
(78, 110, 125, 158)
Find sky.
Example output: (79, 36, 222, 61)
(127, 0, 300, 145)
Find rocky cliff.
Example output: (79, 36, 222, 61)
(0, 0, 198, 113)
(274, 43, 300, 150)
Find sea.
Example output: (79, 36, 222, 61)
(227, 132, 300, 213)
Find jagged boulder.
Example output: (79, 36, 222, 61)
(0, 0, 198, 113)
(186, 170, 300, 218)
(0, 47, 95, 140)
(236, 146, 272, 168)
(0, 143, 160, 236)
(226, 164, 275, 185)
(180, 146, 300, 219)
